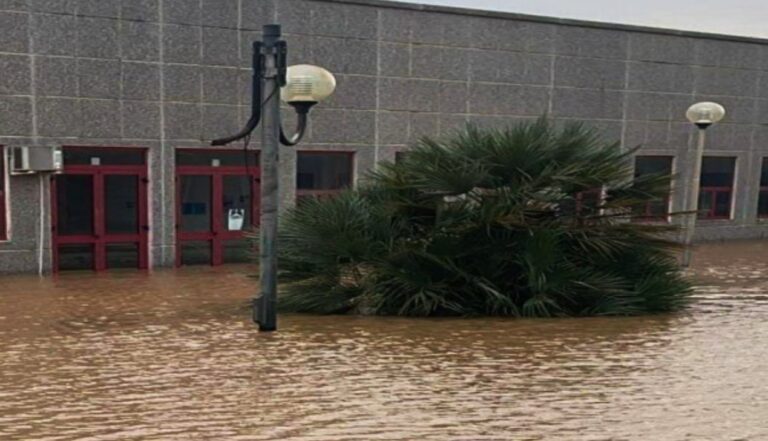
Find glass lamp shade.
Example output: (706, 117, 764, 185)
(281, 64, 336, 104)
(686, 102, 726, 126)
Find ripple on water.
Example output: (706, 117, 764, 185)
(1, 243, 768, 440)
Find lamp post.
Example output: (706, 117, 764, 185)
(681, 101, 726, 268)
(211, 24, 336, 331)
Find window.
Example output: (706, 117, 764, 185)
(296, 152, 353, 202)
(558, 187, 604, 218)
(634, 156, 673, 220)
(575, 188, 604, 216)
(0, 146, 6, 240)
(759, 158, 768, 218)
(698, 157, 736, 219)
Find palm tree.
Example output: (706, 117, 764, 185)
(276, 119, 691, 317)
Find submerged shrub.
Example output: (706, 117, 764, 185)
(277, 119, 691, 317)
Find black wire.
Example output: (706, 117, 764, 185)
(243, 132, 252, 228)
(261, 85, 278, 108)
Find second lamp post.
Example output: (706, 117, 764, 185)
(682, 101, 726, 267)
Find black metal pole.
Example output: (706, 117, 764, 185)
(253, 24, 282, 332)
(210, 23, 314, 331)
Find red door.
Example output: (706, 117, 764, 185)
(52, 163, 149, 272)
(176, 155, 260, 266)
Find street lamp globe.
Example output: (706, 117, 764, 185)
(281, 64, 336, 112)
(686, 102, 726, 128)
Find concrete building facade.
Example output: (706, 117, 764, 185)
(1, 0, 768, 273)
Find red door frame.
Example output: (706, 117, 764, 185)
(175, 155, 260, 266)
(51, 150, 149, 272)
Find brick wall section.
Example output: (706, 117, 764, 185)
(1, 0, 767, 272)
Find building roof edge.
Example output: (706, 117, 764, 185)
(316, 0, 768, 45)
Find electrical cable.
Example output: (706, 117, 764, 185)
(243, 132, 252, 230)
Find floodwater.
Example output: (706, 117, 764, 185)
(1, 243, 767, 441)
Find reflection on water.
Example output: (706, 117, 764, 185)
(1, 242, 767, 440)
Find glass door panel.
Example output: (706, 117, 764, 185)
(181, 241, 212, 265)
(223, 239, 252, 264)
(106, 243, 139, 269)
(180, 175, 212, 232)
(56, 175, 94, 236)
(58, 244, 95, 271)
(104, 175, 139, 234)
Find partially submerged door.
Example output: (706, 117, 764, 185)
(176, 149, 259, 266)
(52, 148, 149, 272)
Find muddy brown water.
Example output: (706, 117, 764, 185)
(1, 242, 767, 440)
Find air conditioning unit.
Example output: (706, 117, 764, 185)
(10, 146, 63, 175)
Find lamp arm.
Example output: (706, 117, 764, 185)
(279, 102, 316, 146)
(279, 112, 308, 146)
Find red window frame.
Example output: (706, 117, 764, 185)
(636, 196, 671, 220)
(296, 151, 355, 201)
(698, 186, 732, 220)
(760, 186, 768, 219)
(574, 188, 604, 215)
(697, 156, 736, 220)
(0, 146, 6, 240)
(633, 156, 674, 222)
(759, 159, 768, 219)
(760, 187, 768, 219)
